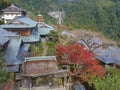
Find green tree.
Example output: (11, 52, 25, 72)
(88, 67, 120, 90)
(9, 0, 120, 43)
(0, 20, 4, 25)
(0, 0, 11, 13)
(47, 30, 59, 43)
(0, 49, 14, 84)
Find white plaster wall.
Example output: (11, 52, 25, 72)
(2, 12, 22, 23)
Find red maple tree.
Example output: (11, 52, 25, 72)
(56, 44, 104, 82)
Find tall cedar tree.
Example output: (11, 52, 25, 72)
(56, 44, 104, 82)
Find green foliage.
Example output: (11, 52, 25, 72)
(0, 0, 11, 12)
(10, 0, 57, 23)
(46, 30, 60, 55)
(0, 52, 14, 84)
(33, 77, 62, 86)
(30, 42, 43, 56)
(0, 20, 4, 25)
(47, 30, 60, 43)
(88, 67, 120, 90)
(46, 41, 56, 56)
(10, 0, 120, 43)
(56, 78, 62, 85)
(33, 77, 48, 86)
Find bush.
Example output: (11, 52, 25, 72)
(88, 67, 120, 90)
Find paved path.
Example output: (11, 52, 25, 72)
(41, 38, 47, 56)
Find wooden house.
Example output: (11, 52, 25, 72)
(37, 15, 54, 37)
(0, 16, 40, 43)
(0, 28, 16, 50)
(0, 28, 30, 73)
(1, 4, 25, 23)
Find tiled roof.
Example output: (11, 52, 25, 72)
(16, 16, 37, 27)
(6, 65, 19, 72)
(0, 16, 37, 28)
(0, 36, 9, 46)
(0, 28, 16, 46)
(24, 56, 56, 62)
(4, 36, 22, 65)
(1, 24, 33, 29)
(38, 23, 54, 35)
(17, 44, 30, 62)
(0, 28, 16, 36)
(95, 46, 120, 64)
(2, 4, 23, 12)
(21, 33, 40, 43)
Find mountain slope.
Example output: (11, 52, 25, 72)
(10, 0, 120, 43)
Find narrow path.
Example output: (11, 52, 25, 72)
(41, 38, 47, 56)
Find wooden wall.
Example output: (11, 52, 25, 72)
(8, 29, 31, 36)
(23, 60, 58, 77)
(19, 30, 31, 36)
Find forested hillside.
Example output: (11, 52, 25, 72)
(4, 0, 120, 43)
(0, 0, 10, 13)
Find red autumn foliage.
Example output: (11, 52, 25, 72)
(56, 44, 104, 82)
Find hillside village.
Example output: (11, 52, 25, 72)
(1, 3, 120, 90)
(0, 4, 69, 90)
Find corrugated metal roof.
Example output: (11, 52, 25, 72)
(6, 65, 19, 72)
(0, 16, 37, 28)
(0, 36, 9, 46)
(16, 16, 37, 27)
(0, 27, 16, 36)
(21, 29, 40, 42)
(24, 56, 56, 62)
(39, 28, 54, 35)
(21, 34, 40, 43)
(0, 28, 16, 46)
(2, 4, 23, 12)
(96, 46, 120, 64)
(0, 24, 33, 28)
(4, 36, 22, 65)
(38, 23, 54, 35)
(17, 44, 30, 62)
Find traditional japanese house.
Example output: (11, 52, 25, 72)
(4, 36, 30, 72)
(0, 16, 40, 43)
(0, 28, 16, 51)
(0, 28, 30, 73)
(37, 15, 54, 37)
(1, 4, 25, 23)
(0, 28, 19, 72)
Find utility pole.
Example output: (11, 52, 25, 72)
(58, 11, 63, 25)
